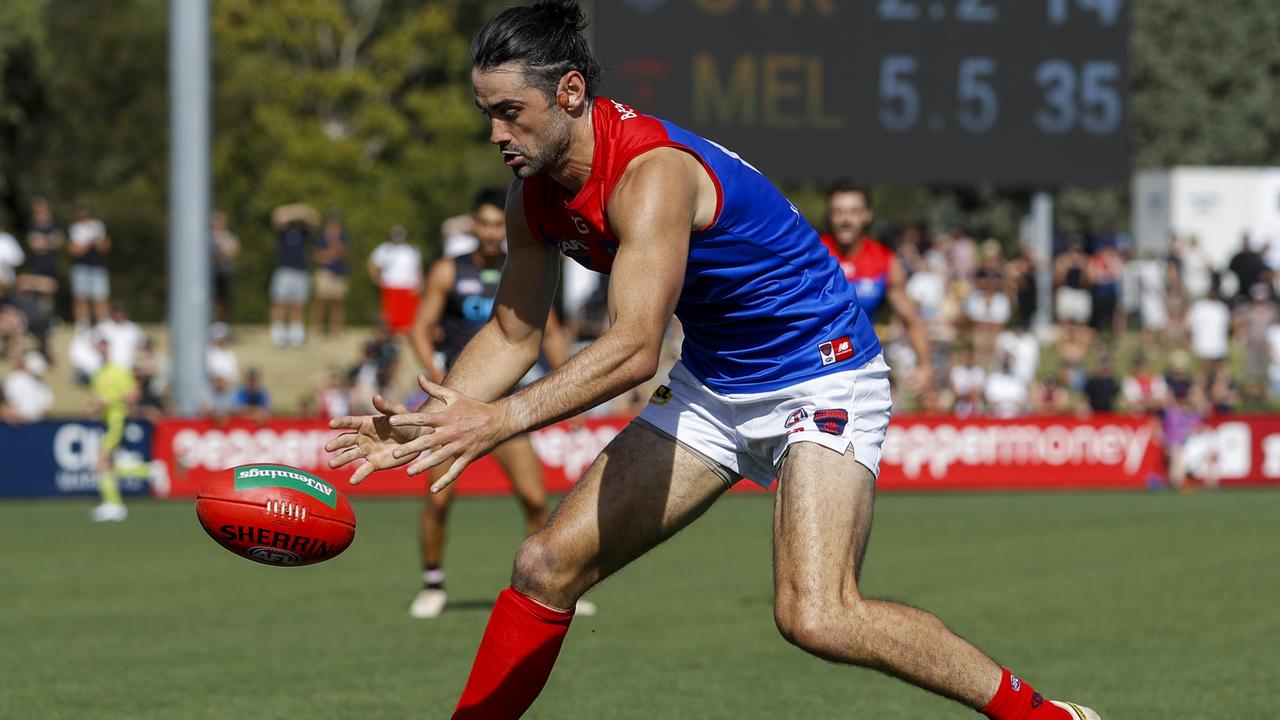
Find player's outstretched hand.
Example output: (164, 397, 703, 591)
(325, 394, 423, 485)
(388, 375, 514, 494)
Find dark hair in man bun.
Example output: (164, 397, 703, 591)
(472, 1, 602, 100)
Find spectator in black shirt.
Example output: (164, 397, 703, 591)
(269, 203, 319, 347)
(17, 197, 62, 318)
(1083, 358, 1120, 413)
(1228, 234, 1268, 307)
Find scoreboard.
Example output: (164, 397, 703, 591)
(593, 0, 1129, 185)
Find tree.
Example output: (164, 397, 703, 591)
(0, 1, 48, 230)
(211, 0, 510, 322)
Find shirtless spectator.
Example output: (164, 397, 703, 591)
(211, 211, 240, 323)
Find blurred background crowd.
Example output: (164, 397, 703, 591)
(2, 187, 1278, 435)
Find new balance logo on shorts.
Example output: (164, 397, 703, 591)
(783, 408, 808, 428)
(818, 336, 854, 366)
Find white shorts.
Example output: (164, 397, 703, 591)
(1055, 287, 1092, 324)
(636, 355, 892, 489)
(270, 267, 310, 304)
(70, 264, 109, 300)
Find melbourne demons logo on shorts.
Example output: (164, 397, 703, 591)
(818, 336, 855, 366)
(813, 409, 849, 436)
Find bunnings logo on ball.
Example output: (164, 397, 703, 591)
(233, 465, 337, 509)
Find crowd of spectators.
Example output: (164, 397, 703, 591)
(877, 226, 1280, 422)
(4, 193, 1280, 445)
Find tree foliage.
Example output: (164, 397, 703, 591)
(1, 0, 1278, 319)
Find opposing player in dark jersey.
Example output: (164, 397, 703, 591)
(327, 3, 1100, 719)
(405, 188, 593, 619)
(821, 180, 934, 393)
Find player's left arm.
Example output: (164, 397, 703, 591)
(540, 308, 570, 370)
(885, 255, 933, 389)
(396, 148, 707, 491)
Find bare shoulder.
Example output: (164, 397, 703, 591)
(426, 255, 457, 288)
(616, 147, 705, 192)
(612, 148, 716, 230)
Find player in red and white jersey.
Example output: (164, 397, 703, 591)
(821, 180, 934, 394)
(327, 2, 1101, 719)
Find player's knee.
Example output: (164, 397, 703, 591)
(511, 533, 574, 599)
(774, 592, 875, 664)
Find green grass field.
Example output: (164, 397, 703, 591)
(2, 491, 1277, 719)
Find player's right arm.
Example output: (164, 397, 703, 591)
(409, 257, 455, 383)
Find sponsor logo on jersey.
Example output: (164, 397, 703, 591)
(783, 408, 809, 429)
(461, 295, 495, 322)
(1030, 693, 1043, 709)
(610, 99, 638, 121)
(818, 336, 854, 365)
(558, 237, 589, 254)
(456, 277, 484, 296)
(814, 409, 849, 436)
(650, 385, 673, 406)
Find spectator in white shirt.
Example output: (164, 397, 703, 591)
(2, 352, 53, 423)
(0, 225, 25, 287)
(1186, 283, 1231, 363)
(368, 225, 423, 335)
(994, 325, 1040, 385)
(948, 346, 986, 417)
(206, 322, 240, 383)
(964, 274, 1011, 363)
(68, 327, 103, 385)
(984, 356, 1028, 418)
(94, 303, 144, 371)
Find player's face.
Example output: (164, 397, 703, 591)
(473, 64, 572, 180)
(827, 191, 873, 246)
(472, 203, 506, 256)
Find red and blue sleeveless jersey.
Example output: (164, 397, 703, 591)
(820, 234, 895, 315)
(522, 98, 881, 393)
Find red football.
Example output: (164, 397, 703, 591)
(196, 464, 356, 567)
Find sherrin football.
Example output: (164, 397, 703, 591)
(196, 464, 356, 566)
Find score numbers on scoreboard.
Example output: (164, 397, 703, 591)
(595, 0, 1129, 185)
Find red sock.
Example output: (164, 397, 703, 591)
(452, 586, 574, 719)
(981, 668, 1070, 720)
